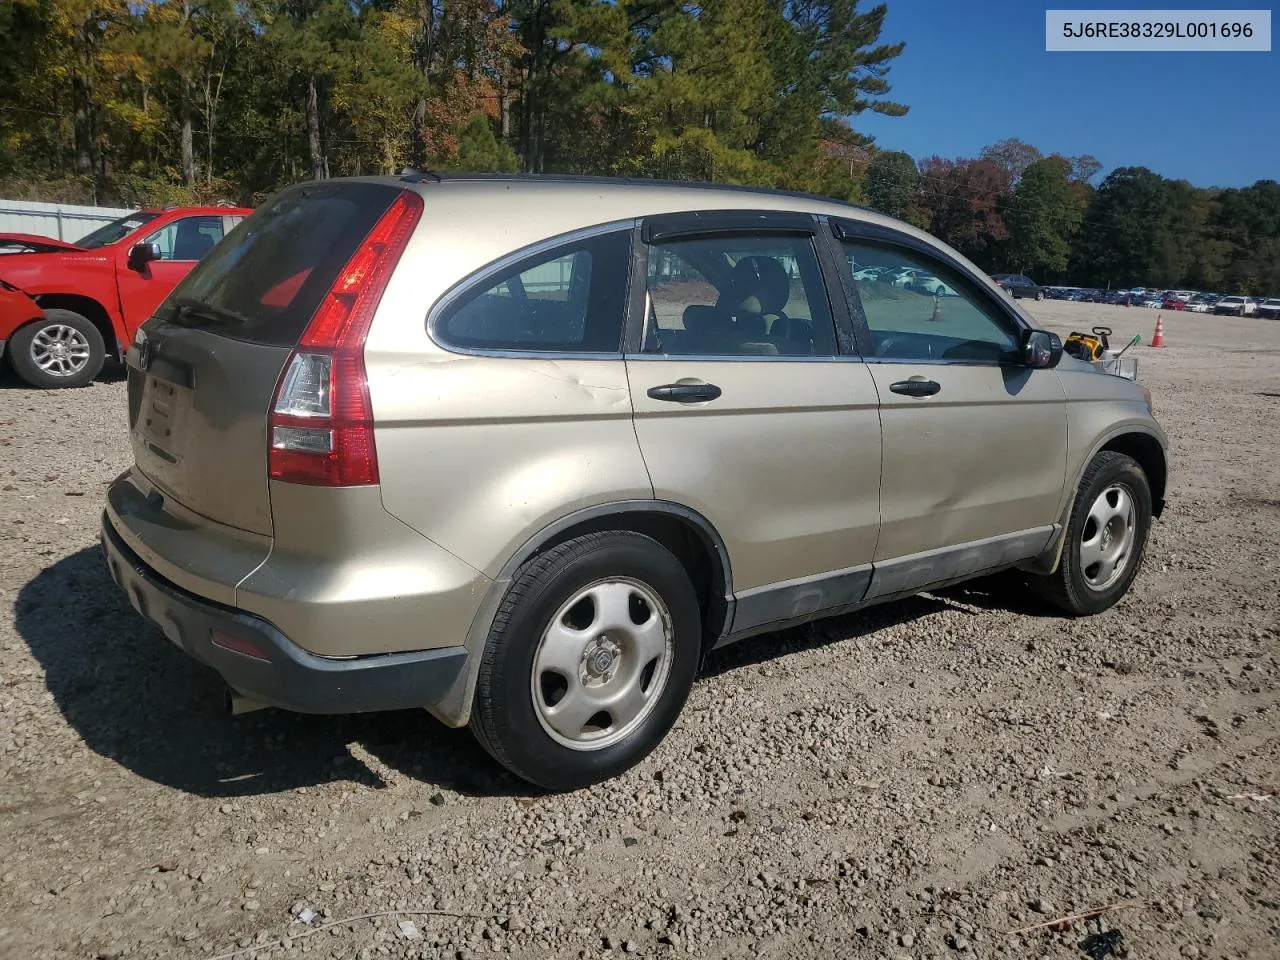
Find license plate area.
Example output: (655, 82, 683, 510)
(137, 375, 191, 461)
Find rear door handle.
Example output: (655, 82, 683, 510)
(889, 378, 941, 398)
(647, 382, 722, 403)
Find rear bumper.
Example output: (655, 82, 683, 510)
(101, 513, 468, 714)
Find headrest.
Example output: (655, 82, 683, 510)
(721, 256, 790, 316)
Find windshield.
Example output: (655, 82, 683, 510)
(75, 212, 158, 249)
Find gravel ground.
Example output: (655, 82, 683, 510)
(1, 301, 1277, 960)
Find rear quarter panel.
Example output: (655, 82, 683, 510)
(365, 199, 652, 579)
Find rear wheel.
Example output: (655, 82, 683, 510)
(1029, 451, 1152, 615)
(9, 309, 105, 388)
(470, 532, 701, 791)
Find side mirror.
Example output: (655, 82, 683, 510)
(1022, 329, 1062, 369)
(128, 241, 162, 270)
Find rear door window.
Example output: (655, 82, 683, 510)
(166, 182, 403, 346)
(434, 230, 631, 353)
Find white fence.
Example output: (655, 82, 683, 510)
(0, 198, 134, 242)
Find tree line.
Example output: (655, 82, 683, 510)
(885, 140, 1278, 295)
(0, 0, 907, 198)
(0, 0, 1275, 294)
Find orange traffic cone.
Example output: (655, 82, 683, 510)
(930, 292, 941, 322)
(1151, 313, 1166, 348)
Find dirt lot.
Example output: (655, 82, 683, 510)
(1, 301, 1277, 960)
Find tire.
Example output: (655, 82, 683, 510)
(470, 531, 702, 791)
(9, 309, 105, 388)
(1035, 290, 1044, 301)
(1029, 451, 1152, 616)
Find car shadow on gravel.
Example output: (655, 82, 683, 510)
(699, 571, 1057, 678)
(934, 571, 1065, 617)
(15, 547, 531, 800)
(700, 592, 965, 678)
(17, 548, 1051, 800)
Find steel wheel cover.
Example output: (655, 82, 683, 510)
(1080, 484, 1137, 591)
(530, 577, 675, 751)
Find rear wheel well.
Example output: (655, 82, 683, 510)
(1101, 433, 1166, 517)
(32, 295, 119, 362)
(521, 510, 729, 647)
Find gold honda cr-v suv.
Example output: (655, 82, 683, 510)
(102, 175, 1167, 790)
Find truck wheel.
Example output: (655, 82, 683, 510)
(470, 532, 701, 791)
(1029, 451, 1152, 616)
(9, 309, 105, 388)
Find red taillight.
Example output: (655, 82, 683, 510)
(268, 191, 423, 486)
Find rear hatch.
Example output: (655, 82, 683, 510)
(126, 181, 408, 536)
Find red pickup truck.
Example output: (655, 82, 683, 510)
(0, 205, 251, 387)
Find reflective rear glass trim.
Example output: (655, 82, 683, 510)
(162, 182, 404, 348)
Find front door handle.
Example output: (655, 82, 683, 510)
(889, 378, 941, 398)
(647, 382, 723, 403)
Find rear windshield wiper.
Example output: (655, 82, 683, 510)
(172, 296, 252, 328)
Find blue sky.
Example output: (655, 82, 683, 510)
(853, 1, 1277, 187)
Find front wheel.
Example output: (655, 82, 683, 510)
(9, 309, 105, 388)
(1035, 290, 1044, 301)
(1029, 451, 1152, 615)
(470, 532, 702, 790)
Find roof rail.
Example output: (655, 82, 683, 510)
(422, 172, 869, 213)
(398, 167, 443, 183)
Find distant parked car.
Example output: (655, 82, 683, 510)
(1141, 295, 1163, 308)
(909, 273, 958, 297)
(886, 267, 931, 288)
(1160, 294, 1186, 311)
(1213, 296, 1256, 316)
(1257, 298, 1280, 319)
(991, 274, 1044, 300)
(1187, 294, 1218, 313)
(0, 205, 252, 387)
(853, 265, 893, 282)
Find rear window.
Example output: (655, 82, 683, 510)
(165, 182, 402, 346)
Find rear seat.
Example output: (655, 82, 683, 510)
(680, 304, 779, 355)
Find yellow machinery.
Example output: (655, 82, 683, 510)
(1063, 325, 1112, 361)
